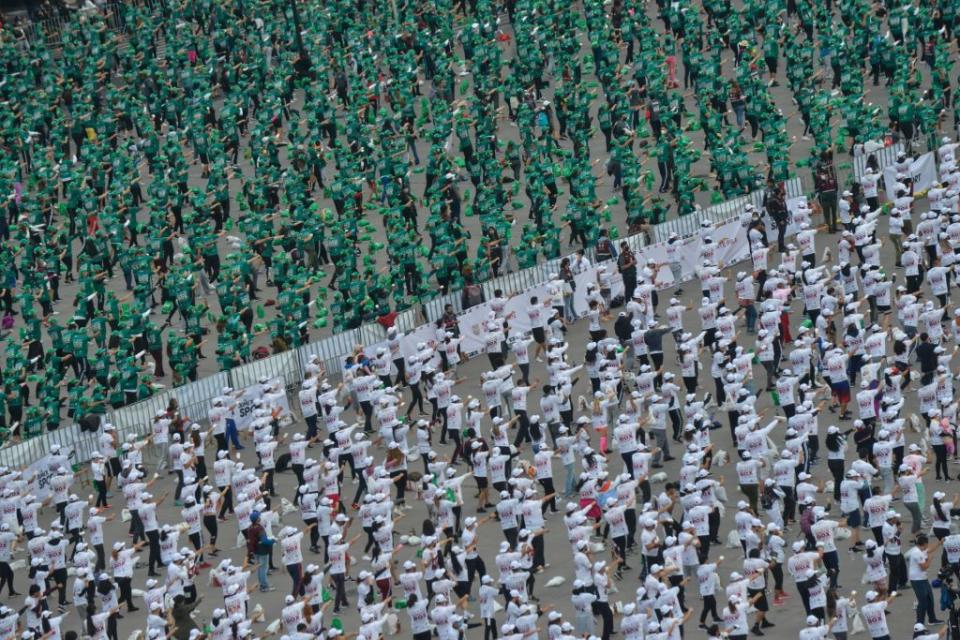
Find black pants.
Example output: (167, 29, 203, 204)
(820, 190, 838, 230)
(0, 561, 14, 595)
(52, 567, 68, 605)
(887, 552, 907, 591)
(828, 459, 844, 500)
(94, 543, 105, 573)
(771, 561, 784, 591)
(360, 400, 373, 432)
(189, 531, 203, 560)
(352, 473, 369, 505)
(483, 618, 498, 640)
(597, 601, 614, 640)
(147, 530, 161, 573)
(331, 572, 348, 610)
(117, 576, 134, 609)
(774, 219, 787, 251)
(504, 527, 518, 550)
(934, 443, 950, 479)
(466, 556, 487, 588)
(797, 581, 811, 614)
(407, 383, 424, 416)
(698, 535, 711, 563)
(391, 470, 407, 503)
(513, 410, 531, 446)
(539, 478, 557, 512)
(781, 485, 796, 523)
(203, 515, 218, 546)
(218, 487, 233, 518)
(94, 479, 108, 507)
(701, 593, 720, 623)
(129, 510, 145, 544)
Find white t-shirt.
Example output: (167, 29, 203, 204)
(906, 546, 929, 581)
(860, 601, 889, 638)
(281, 532, 304, 566)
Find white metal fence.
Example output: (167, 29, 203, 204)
(853, 143, 905, 180)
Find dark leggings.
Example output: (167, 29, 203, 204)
(203, 515, 218, 546)
(933, 443, 950, 479)
(407, 383, 424, 416)
(483, 618, 498, 640)
(700, 594, 720, 623)
(391, 470, 407, 503)
(771, 561, 784, 591)
(828, 458, 844, 501)
(218, 487, 233, 518)
(0, 561, 14, 595)
(94, 479, 108, 507)
(117, 576, 134, 609)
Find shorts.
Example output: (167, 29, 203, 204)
(532, 327, 546, 345)
(476, 476, 488, 489)
(830, 380, 851, 404)
(844, 509, 861, 528)
(748, 588, 769, 612)
(109, 457, 121, 477)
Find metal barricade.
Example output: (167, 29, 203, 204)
(230, 350, 302, 392)
(853, 143, 904, 179)
(174, 372, 230, 424)
(422, 292, 461, 323)
(358, 322, 387, 348)
(392, 308, 419, 332)
(108, 389, 172, 438)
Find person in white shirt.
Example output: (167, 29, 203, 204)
(905, 534, 942, 627)
(897, 465, 928, 534)
(799, 615, 830, 640)
(861, 167, 881, 210)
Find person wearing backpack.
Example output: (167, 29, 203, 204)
(461, 276, 486, 310)
(595, 228, 618, 264)
(246, 511, 276, 592)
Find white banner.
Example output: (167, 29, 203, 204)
(883, 152, 936, 197)
(25, 447, 75, 501)
(358, 321, 439, 380)
(451, 212, 770, 357)
(227, 379, 292, 431)
(349, 196, 812, 362)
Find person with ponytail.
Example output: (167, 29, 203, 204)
(929, 413, 952, 481)
(826, 425, 854, 501)
(828, 588, 857, 640)
(721, 594, 751, 640)
(930, 491, 960, 541)
(862, 539, 889, 599)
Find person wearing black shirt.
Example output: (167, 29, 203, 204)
(617, 242, 638, 302)
(763, 178, 789, 252)
(814, 152, 840, 233)
(915, 333, 937, 385)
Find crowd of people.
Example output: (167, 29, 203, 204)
(4, 0, 960, 638)
(0, 0, 954, 444)
(12, 132, 960, 640)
